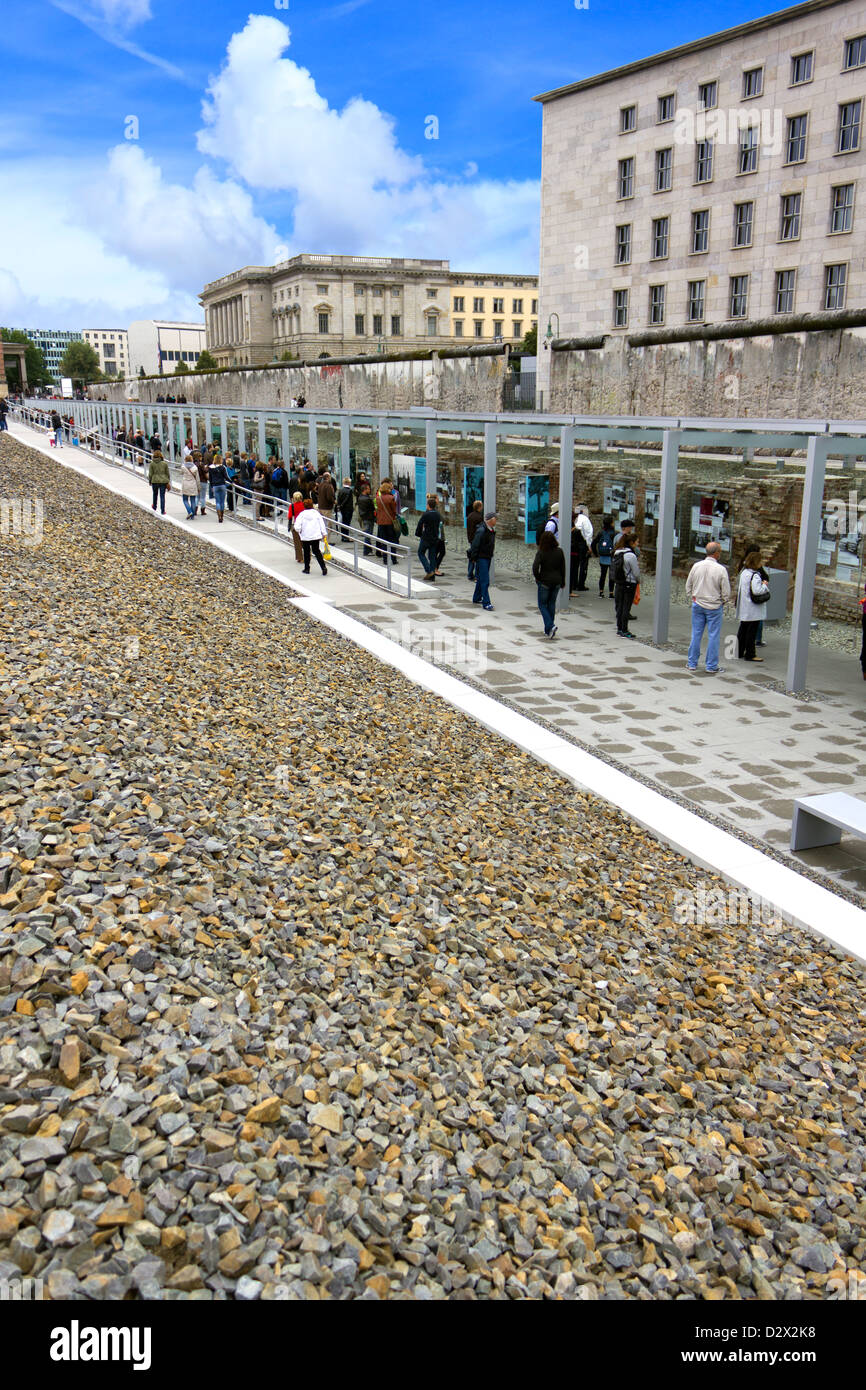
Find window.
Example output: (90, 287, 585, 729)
(838, 100, 861, 152)
(618, 157, 634, 199)
(695, 140, 713, 182)
(729, 275, 749, 318)
(738, 125, 759, 174)
(473, 297, 485, 312)
(733, 202, 754, 247)
(613, 289, 629, 327)
(427, 289, 438, 299)
(391, 287, 401, 298)
(742, 67, 763, 98)
(426, 317, 438, 336)
(652, 216, 670, 259)
(687, 280, 706, 322)
(775, 270, 796, 314)
(355, 314, 365, 335)
(373, 287, 383, 298)
(786, 114, 808, 163)
(657, 93, 675, 123)
(454, 321, 464, 337)
(843, 36, 866, 70)
(691, 209, 709, 253)
(830, 183, 854, 233)
(355, 284, 365, 296)
(655, 147, 672, 191)
(493, 321, 503, 338)
(780, 192, 802, 240)
(824, 263, 848, 309)
(473, 320, 483, 338)
(316, 284, 329, 294)
(620, 105, 636, 133)
(649, 284, 666, 324)
(512, 321, 523, 338)
(790, 51, 813, 85)
(391, 315, 401, 335)
(492, 297, 504, 313)
(513, 299, 524, 314)
(615, 223, 632, 265)
(698, 81, 717, 110)
(532, 299, 538, 313)
(373, 314, 383, 335)
(453, 296, 465, 312)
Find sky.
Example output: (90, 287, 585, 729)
(1, 0, 782, 330)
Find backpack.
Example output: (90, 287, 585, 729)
(597, 530, 614, 559)
(272, 466, 286, 487)
(610, 550, 625, 583)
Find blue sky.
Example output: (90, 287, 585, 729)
(1, 0, 782, 328)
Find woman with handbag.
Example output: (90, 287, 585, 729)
(736, 549, 771, 661)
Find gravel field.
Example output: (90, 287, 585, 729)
(1, 433, 865, 1302)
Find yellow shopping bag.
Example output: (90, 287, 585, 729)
(322, 538, 332, 561)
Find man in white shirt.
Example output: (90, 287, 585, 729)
(571, 504, 594, 592)
(685, 542, 731, 673)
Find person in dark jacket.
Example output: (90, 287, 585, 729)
(613, 538, 640, 639)
(532, 531, 566, 637)
(591, 515, 616, 597)
(375, 481, 398, 562)
(209, 455, 229, 523)
(415, 496, 443, 581)
(470, 512, 496, 610)
(148, 450, 170, 514)
(466, 499, 484, 580)
(317, 471, 336, 520)
(336, 477, 354, 540)
(196, 452, 210, 515)
(357, 483, 375, 556)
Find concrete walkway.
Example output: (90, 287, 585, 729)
(11, 418, 866, 907)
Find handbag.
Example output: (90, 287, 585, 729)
(633, 582, 641, 605)
(322, 538, 332, 561)
(396, 514, 408, 537)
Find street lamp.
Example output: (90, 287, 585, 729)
(543, 312, 560, 350)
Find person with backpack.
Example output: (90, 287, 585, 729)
(148, 449, 171, 515)
(466, 499, 484, 580)
(735, 549, 770, 661)
(612, 536, 639, 639)
(591, 514, 616, 597)
(336, 477, 355, 540)
(532, 530, 566, 638)
(271, 459, 288, 510)
(415, 495, 443, 582)
(470, 512, 497, 611)
(570, 505, 593, 593)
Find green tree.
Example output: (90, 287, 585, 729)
(518, 324, 537, 355)
(173, 358, 189, 375)
(195, 349, 218, 371)
(1, 328, 51, 388)
(139, 365, 146, 378)
(58, 340, 102, 384)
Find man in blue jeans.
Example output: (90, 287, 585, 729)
(470, 512, 497, 611)
(685, 541, 731, 673)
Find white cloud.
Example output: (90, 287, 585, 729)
(197, 16, 539, 269)
(92, 0, 152, 26)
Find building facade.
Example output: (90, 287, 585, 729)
(535, 0, 866, 377)
(82, 329, 129, 379)
(19, 329, 82, 379)
(200, 254, 537, 366)
(127, 321, 207, 378)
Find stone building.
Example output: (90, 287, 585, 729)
(200, 254, 537, 366)
(535, 0, 866, 402)
(81, 329, 129, 379)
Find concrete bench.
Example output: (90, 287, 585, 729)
(790, 792, 866, 852)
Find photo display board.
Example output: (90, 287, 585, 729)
(521, 475, 551, 544)
(690, 490, 733, 557)
(463, 466, 484, 524)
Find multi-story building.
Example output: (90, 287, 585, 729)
(19, 329, 82, 379)
(200, 254, 538, 366)
(535, 0, 866, 357)
(81, 328, 129, 379)
(127, 320, 207, 377)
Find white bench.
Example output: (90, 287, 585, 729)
(790, 792, 866, 852)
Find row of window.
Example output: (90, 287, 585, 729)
(453, 320, 531, 339)
(615, 183, 855, 264)
(160, 350, 198, 361)
(618, 37, 866, 132)
(452, 296, 536, 313)
(612, 263, 849, 327)
(617, 101, 861, 199)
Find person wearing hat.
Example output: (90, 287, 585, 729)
(544, 503, 560, 537)
(470, 512, 497, 611)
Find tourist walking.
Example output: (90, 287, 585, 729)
(375, 479, 398, 563)
(612, 537, 640, 638)
(209, 455, 229, 523)
(0, 398, 8, 430)
(289, 492, 305, 563)
(415, 495, 443, 582)
(357, 482, 375, 556)
(570, 505, 593, 593)
(735, 550, 771, 661)
(180, 454, 200, 518)
(196, 451, 210, 515)
(317, 471, 336, 521)
(591, 514, 616, 597)
(336, 477, 354, 540)
(532, 530, 566, 638)
(51, 409, 63, 447)
(470, 512, 497, 611)
(148, 450, 170, 515)
(466, 499, 484, 580)
(293, 499, 328, 575)
(685, 541, 731, 673)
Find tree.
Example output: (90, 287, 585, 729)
(195, 349, 218, 371)
(518, 324, 537, 355)
(279, 350, 297, 362)
(58, 340, 102, 384)
(173, 358, 188, 375)
(1, 328, 51, 388)
(139, 365, 146, 378)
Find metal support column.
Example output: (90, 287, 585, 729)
(557, 426, 576, 610)
(484, 423, 497, 586)
(280, 414, 290, 466)
(786, 434, 829, 693)
(237, 414, 246, 454)
(340, 417, 351, 481)
(220, 410, 228, 455)
(652, 429, 682, 645)
(308, 416, 318, 468)
(376, 418, 388, 487)
(257, 412, 267, 460)
(425, 419, 438, 502)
